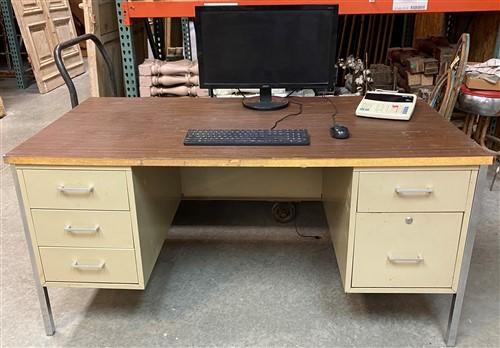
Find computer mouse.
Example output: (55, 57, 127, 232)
(330, 125, 350, 139)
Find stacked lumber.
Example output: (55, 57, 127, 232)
(138, 59, 208, 97)
(388, 46, 439, 93)
(415, 37, 456, 76)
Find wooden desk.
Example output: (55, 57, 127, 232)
(5, 97, 491, 167)
(4, 97, 493, 346)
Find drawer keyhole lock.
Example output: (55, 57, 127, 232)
(405, 217, 413, 224)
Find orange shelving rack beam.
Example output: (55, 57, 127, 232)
(122, 0, 500, 25)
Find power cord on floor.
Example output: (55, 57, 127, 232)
(293, 203, 322, 240)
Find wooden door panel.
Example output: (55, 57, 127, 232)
(83, 0, 124, 96)
(12, 0, 85, 93)
(45, 0, 68, 9)
(53, 17, 79, 56)
(17, 0, 44, 14)
(27, 22, 53, 66)
(12, 0, 57, 93)
(43, 0, 84, 91)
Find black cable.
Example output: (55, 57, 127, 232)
(269, 94, 337, 130)
(237, 88, 246, 99)
(270, 100, 303, 130)
(322, 94, 338, 126)
(293, 203, 321, 240)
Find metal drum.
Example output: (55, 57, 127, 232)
(458, 85, 500, 116)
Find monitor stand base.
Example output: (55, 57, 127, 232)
(242, 86, 289, 111)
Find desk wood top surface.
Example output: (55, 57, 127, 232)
(4, 96, 493, 167)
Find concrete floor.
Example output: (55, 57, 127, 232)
(1, 74, 499, 347)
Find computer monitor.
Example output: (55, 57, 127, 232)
(195, 5, 339, 111)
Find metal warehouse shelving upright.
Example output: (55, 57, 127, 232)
(0, 0, 30, 89)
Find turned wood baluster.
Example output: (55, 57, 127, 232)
(151, 60, 199, 76)
(152, 75, 199, 87)
(151, 86, 208, 97)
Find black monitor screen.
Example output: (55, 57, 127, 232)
(195, 5, 338, 89)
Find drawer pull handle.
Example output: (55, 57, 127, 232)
(72, 260, 105, 270)
(57, 185, 94, 194)
(64, 224, 100, 234)
(395, 187, 433, 195)
(387, 254, 424, 264)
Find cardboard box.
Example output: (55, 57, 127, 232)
(465, 74, 500, 91)
(423, 58, 439, 75)
(406, 57, 425, 74)
(415, 37, 454, 61)
(406, 72, 422, 86)
(394, 63, 420, 91)
(421, 74, 434, 86)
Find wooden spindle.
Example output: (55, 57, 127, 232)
(150, 60, 199, 76)
(150, 86, 208, 97)
(151, 74, 199, 86)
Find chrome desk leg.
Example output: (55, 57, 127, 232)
(490, 161, 499, 191)
(445, 165, 487, 346)
(11, 167, 55, 335)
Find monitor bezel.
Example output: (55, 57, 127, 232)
(194, 4, 339, 90)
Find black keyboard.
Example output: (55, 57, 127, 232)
(184, 129, 310, 146)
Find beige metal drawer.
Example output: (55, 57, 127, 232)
(32, 210, 134, 248)
(23, 169, 129, 210)
(39, 247, 138, 284)
(352, 212, 463, 288)
(357, 170, 470, 212)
